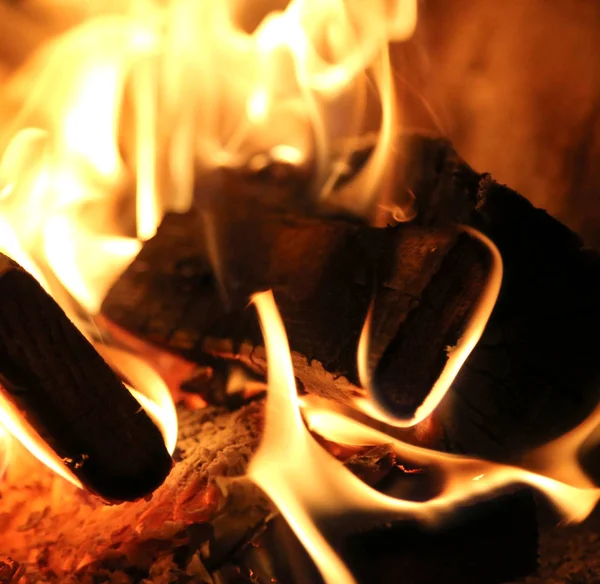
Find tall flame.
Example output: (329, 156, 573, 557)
(251, 290, 600, 584)
(0, 4, 180, 481)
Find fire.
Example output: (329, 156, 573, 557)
(252, 290, 600, 584)
(0, 1, 597, 580)
(0, 3, 182, 483)
(0, 0, 418, 486)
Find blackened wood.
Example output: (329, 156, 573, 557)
(372, 231, 489, 416)
(342, 489, 538, 584)
(102, 207, 490, 413)
(102, 133, 600, 461)
(0, 254, 172, 502)
(102, 134, 490, 416)
(434, 173, 600, 460)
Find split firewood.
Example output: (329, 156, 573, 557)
(101, 133, 600, 461)
(0, 253, 172, 502)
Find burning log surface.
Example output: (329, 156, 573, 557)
(102, 135, 495, 420)
(0, 253, 172, 503)
(102, 134, 600, 461)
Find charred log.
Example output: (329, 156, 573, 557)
(230, 490, 538, 584)
(101, 134, 600, 461)
(0, 253, 172, 502)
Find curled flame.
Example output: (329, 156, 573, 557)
(97, 345, 179, 455)
(251, 290, 600, 584)
(355, 226, 504, 427)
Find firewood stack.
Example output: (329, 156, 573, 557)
(0, 134, 598, 583)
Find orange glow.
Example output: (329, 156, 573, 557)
(251, 290, 599, 584)
(0, 425, 10, 479)
(355, 226, 504, 426)
(161, 0, 417, 217)
(249, 290, 360, 584)
(0, 9, 597, 584)
(0, 391, 81, 488)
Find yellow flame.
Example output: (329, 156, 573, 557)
(0, 15, 157, 313)
(0, 424, 11, 480)
(250, 290, 600, 584)
(0, 6, 178, 482)
(0, 0, 419, 313)
(304, 405, 600, 523)
(161, 0, 417, 216)
(0, 0, 418, 485)
(355, 226, 504, 426)
(0, 391, 81, 488)
(249, 290, 360, 584)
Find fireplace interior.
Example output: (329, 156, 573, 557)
(0, 1, 599, 583)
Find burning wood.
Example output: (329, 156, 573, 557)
(102, 135, 600, 459)
(0, 0, 598, 583)
(0, 403, 267, 581)
(102, 137, 496, 422)
(0, 252, 172, 503)
(0, 395, 540, 584)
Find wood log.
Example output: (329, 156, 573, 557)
(101, 133, 600, 461)
(102, 136, 492, 418)
(440, 173, 600, 461)
(0, 253, 172, 503)
(0, 403, 268, 582)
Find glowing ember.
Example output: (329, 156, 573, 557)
(0, 0, 418, 485)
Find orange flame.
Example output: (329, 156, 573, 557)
(251, 290, 599, 584)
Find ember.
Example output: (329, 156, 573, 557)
(0, 1, 598, 583)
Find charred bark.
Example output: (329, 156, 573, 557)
(0, 253, 172, 502)
(232, 488, 538, 584)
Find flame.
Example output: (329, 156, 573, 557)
(356, 226, 504, 426)
(0, 6, 597, 579)
(250, 290, 600, 584)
